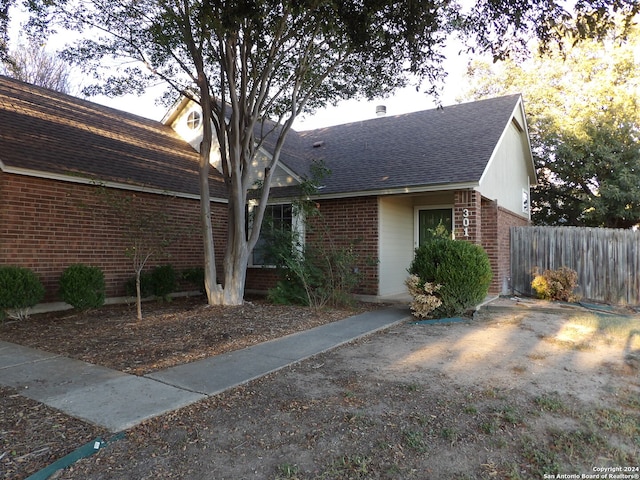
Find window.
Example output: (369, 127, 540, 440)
(522, 189, 530, 215)
(417, 208, 452, 245)
(251, 204, 294, 266)
(186, 110, 202, 130)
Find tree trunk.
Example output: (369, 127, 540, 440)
(199, 178, 222, 305)
(222, 245, 249, 305)
(135, 270, 142, 321)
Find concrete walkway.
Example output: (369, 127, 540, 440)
(0, 306, 410, 432)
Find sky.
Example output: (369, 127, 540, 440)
(93, 49, 473, 131)
(7, 5, 476, 131)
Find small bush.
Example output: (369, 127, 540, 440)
(267, 275, 308, 306)
(182, 267, 205, 293)
(150, 264, 176, 300)
(405, 274, 442, 319)
(409, 237, 492, 318)
(531, 267, 579, 302)
(0, 266, 45, 320)
(267, 240, 364, 308)
(59, 264, 105, 310)
(126, 265, 176, 300)
(125, 272, 153, 298)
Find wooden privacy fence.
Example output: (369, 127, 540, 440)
(510, 226, 640, 305)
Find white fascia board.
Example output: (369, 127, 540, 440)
(270, 181, 480, 204)
(161, 96, 193, 126)
(1, 165, 229, 204)
(516, 99, 537, 184)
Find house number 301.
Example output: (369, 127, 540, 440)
(462, 209, 470, 237)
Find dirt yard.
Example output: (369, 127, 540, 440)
(1, 296, 639, 479)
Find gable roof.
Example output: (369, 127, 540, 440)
(278, 94, 529, 197)
(0, 75, 226, 199)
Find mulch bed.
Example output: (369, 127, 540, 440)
(0, 296, 383, 479)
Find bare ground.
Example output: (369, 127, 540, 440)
(1, 296, 639, 479)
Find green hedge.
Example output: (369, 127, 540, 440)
(125, 265, 177, 300)
(59, 264, 105, 310)
(0, 266, 45, 319)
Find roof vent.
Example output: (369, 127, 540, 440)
(375, 105, 387, 117)
(313, 140, 324, 148)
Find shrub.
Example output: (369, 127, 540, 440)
(182, 267, 205, 293)
(267, 238, 364, 309)
(405, 274, 442, 319)
(0, 266, 45, 320)
(59, 264, 105, 310)
(531, 267, 579, 302)
(409, 237, 492, 318)
(125, 272, 153, 298)
(150, 264, 176, 300)
(126, 265, 176, 301)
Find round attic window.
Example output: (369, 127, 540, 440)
(186, 110, 202, 130)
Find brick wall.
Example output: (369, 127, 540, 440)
(0, 173, 227, 302)
(496, 205, 529, 294)
(455, 189, 528, 295)
(245, 196, 379, 296)
(309, 197, 379, 295)
(480, 198, 500, 294)
(481, 197, 530, 294)
(245, 268, 279, 293)
(454, 190, 482, 244)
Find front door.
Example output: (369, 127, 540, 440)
(417, 208, 452, 245)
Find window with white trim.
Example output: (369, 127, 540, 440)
(250, 203, 298, 267)
(186, 110, 202, 130)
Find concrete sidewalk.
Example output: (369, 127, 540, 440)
(0, 306, 410, 432)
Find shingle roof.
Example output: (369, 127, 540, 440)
(278, 94, 523, 196)
(0, 75, 523, 201)
(0, 75, 226, 198)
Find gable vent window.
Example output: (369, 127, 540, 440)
(186, 110, 202, 130)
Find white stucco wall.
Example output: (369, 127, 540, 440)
(479, 119, 532, 218)
(378, 196, 414, 296)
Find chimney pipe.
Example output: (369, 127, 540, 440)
(375, 105, 386, 117)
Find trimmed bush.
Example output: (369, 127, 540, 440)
(59, 264, 105, 310)
(150, 264, 176, 300)
(125, 272, 153, 298)
(0, 266, 45, 320)
(182, 267, 205, 294)
(531, 266, 579, 302)
(126, 265, 176, 300)
(409, 237, 492, 318)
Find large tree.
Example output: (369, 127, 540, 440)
(0, 1, 11, 63)
(462, 21, 640, 227)
(1, 40, 76, 93)
(20, 0, 640, 304)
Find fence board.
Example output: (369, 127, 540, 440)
(511, 226, 640, 305)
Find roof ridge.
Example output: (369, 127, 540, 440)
(296, 93, 522, 134)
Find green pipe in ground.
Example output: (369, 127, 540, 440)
(26, 432, 125, 480)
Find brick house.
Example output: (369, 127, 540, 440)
(167, 93, 535, 299)
(0, 76, 228, 304)
(1, 75, 534, 306)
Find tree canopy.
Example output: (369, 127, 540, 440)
(0, 2, 11, 63)
(11, 0, 640, 303)
(1, 40, 76, 93)
(463, 21, 640, 228)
